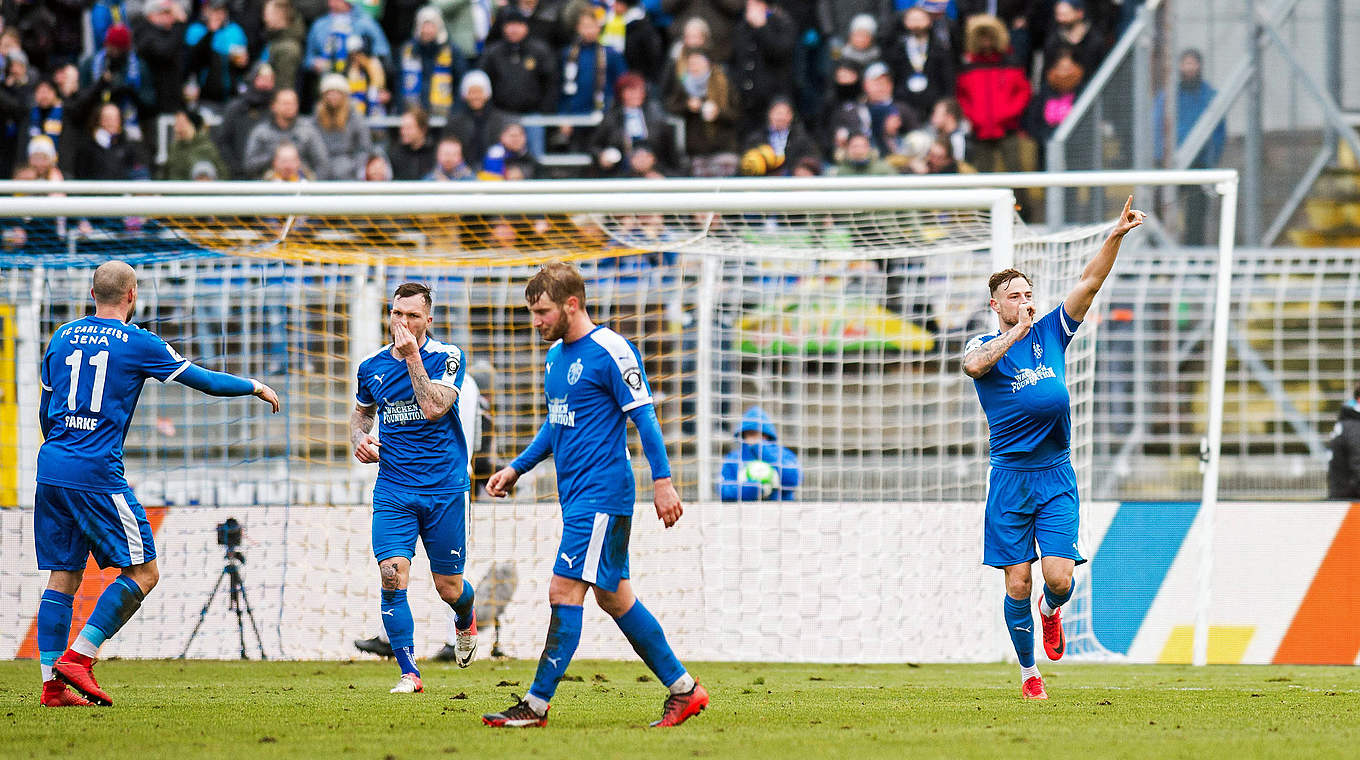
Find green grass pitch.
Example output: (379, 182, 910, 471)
(1, 660, 1357, 759)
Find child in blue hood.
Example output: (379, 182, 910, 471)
(719, 406, 800, 501)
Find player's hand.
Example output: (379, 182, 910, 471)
(1113, 195, 1147, 237)
(1015, 301, 1035, 337)
(391, 317, 419, 360)
(251, 380, 281, 413)
(354, 434, 381, 463)
(653, 477, 682, 528)
(485, 466, 520, 498)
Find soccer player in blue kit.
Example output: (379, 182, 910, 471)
(34, 261, 280, 707)
(351, 283, 478, 694)
(481, 262, 709, 728)
(963, 197, 1145, 700)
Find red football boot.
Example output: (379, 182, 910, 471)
(1041, 606, 1066, 661)
(40, 680, 95, 707)
(1021, 675, 1049, 700)
(54, 652, 112, 706)
(651, 682, 709, 727)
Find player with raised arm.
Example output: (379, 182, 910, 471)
(963, 197, 1145, 700)
(34, 261, 280, 707)
(351, 283, 478, 694)
(481, 262, 708, 728)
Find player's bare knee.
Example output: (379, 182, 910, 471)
(434, 574, 463, 604)
(1046, 577, 1072, 596)
(1005, 577, 1032, 599)
(125, 563, 159, 593)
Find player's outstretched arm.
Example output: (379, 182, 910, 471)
(351, 403, 380, 463)
(174, 364, 280, 412)
(487, 421, 553, 497)
(1064, 195, 1146, 322)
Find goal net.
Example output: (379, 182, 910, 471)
(0, 182, 1115, 663)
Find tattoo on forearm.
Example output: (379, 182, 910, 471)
(406, 358, 454, 418)
(350, 405, 375, 447)
(965, 332, 1018, 376)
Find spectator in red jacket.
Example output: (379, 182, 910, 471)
(955, 14, 1031, 176)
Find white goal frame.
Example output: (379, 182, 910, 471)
(1, 170, 1238, 665)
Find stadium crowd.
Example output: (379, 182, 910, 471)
(0, 0, 1138, 183)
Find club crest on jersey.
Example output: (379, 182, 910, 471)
(567, 358, 584, 385)
(1033, 342, 1043, 360)
(446, 352, 461, 378)
(623, 367, 643, 391)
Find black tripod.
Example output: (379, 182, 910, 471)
(180, 548, 267, 660)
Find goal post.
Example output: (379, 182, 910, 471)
(0, 172, 1236, 664)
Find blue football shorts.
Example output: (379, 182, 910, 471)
(35, 483, 157, 571)
(371, 489, 468, 576)
(552, 509, 632, 593)
(983, 462, 1087, 568)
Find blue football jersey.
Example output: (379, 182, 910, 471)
(37, 316, 191, 491)
(355, 337, 469, 494)
(540, 326, 654, 515)
(966, 304, 1081, 470)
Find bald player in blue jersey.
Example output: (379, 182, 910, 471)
(351, 282, 478, 695)
(34, 261, 280, 707)
(963, 197, 1145, 700)
(481, 262, 708, 728)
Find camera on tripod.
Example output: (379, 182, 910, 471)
(183, 516, 266, 659)
(216, 518, 244, 562)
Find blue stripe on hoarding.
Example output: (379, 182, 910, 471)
(1090, 501, 1201, 654)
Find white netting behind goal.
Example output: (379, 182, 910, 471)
(0, 188, 1112, 663)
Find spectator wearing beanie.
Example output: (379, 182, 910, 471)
(478, 7, 559, 114)
(25, 135, 65, 181)
(315, 72, 373, 179)
(399, 6, 468, 119)
(73, 24, 155, 145)
(444, 70, 512, 170)
(215, 61, 277, 178)
(836, 14, 880, 69)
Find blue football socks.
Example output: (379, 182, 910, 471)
(37, 589, 74, 681)
(527, 604, 583, 705)
(71, 575, 144, 657)
(451, 580, 476, 631)
(1042, 582, 1073, 616)
(381, 588, 419, 677)
(613, 600, 686, 690)
(1004, 595, 1036, 668)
